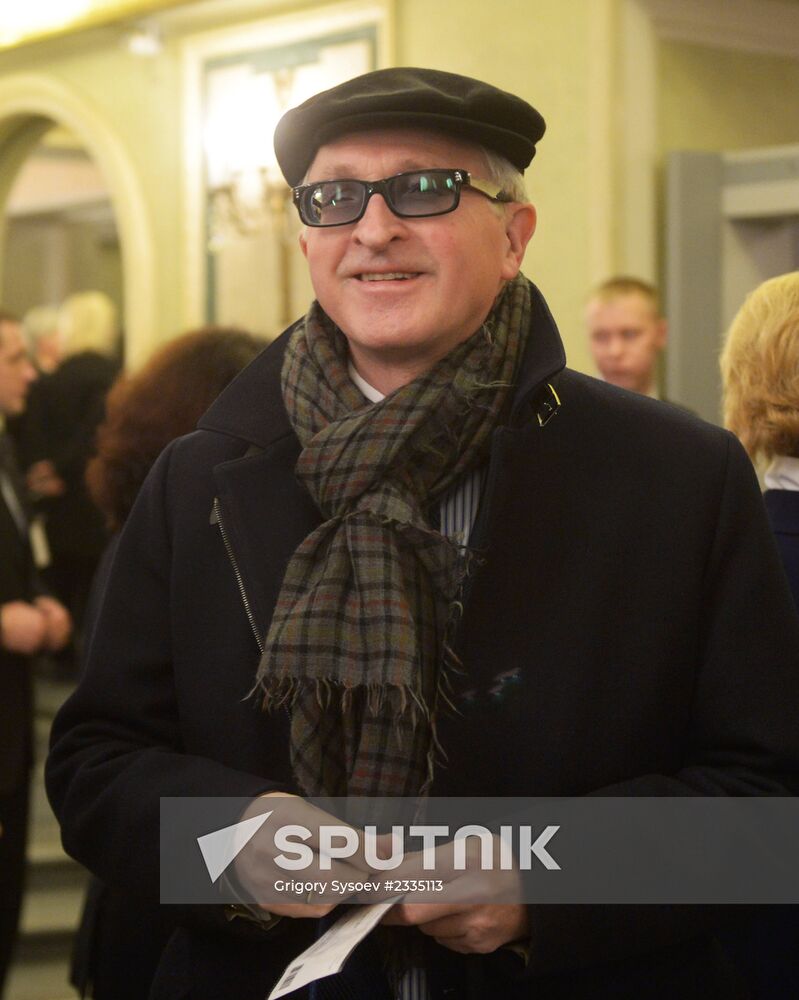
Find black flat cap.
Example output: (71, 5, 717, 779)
(274, 66, 546, 186)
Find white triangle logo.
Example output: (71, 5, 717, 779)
(197, 810, 273, 883)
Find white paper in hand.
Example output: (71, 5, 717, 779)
(267, 901, 397, 999)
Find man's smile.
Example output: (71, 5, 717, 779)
(356, 271, 419, 282)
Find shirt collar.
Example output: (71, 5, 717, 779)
(765, 455, 799, 492)
(348, 361, 384, 403)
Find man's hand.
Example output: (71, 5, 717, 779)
(380, 830, 528, 953)
(383, 902, 529, 954)
(26, 460, 66, 497)
(233, 792, 383, 920)
(0, 600, 47, 654)
(34, 596, 72, 651)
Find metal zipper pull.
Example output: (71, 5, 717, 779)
(212, 496, 264, 653)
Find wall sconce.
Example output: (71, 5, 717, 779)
(125, 20, 162, 57)
(198, 35, 378, 330)
(204, 65, 311, 326)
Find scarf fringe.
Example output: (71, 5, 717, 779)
(258, 676, 434, 721)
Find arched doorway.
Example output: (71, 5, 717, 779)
(0, 74, 156, 366)
(3, 122, 124, 346)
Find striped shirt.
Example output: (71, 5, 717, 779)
(349, 364, 482, 1000)
(349, 363, 484, 544)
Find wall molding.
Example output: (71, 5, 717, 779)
(639, 0, 799, 59)
(0, 73, 157, 366)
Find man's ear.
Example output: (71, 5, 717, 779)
(299, 229, 309, 259)
(501, 204, 537, 281)
(657, 319, 668, 348)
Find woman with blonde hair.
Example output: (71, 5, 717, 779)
(720, 271, 799, 998)
(57, 290, 119, 359)
(721, 270, 799, 609)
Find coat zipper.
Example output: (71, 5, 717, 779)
(212, 497, 264, 654)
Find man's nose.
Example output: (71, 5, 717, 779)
(352, 193, 407, 248)
(607, 336, 625, 357)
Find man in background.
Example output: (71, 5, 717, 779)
(585, 276, 667, 397)
(23, 305, 63, 376)
(0, 309, 71, 995)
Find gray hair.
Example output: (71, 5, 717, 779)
(23, 305, 59, 346)
(477, 146, 529, 204)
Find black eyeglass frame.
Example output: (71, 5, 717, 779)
(292, 168, 511, 228)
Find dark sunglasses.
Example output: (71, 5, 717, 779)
(292, 168, 510, 228)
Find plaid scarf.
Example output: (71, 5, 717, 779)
(253, 274, 531, 797)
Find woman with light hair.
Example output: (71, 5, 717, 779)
(720, 271, 799, 999)
(57, 290, 119, 359)
(721, 270, 799, 609)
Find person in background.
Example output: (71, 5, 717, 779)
(72, 325, 263, 1000)
(722, 270, 799, 610)
(23, 291, 121, 662)
(720, 270, 799, 999)
(23, 305, 63, 376)
(0, 308, 71, 997)
(585, 276, 668, 397)
(5, 305, 64, 504)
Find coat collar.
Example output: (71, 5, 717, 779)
(197, 279, 567, 447)
(198, 320, 299, 448)
(510, 280, 567, 423)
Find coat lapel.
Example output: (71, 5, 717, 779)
(212, 440, 321, 647)
(200, 325, 322, 646)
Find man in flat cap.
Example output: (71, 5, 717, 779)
(48, 68, 799, 999)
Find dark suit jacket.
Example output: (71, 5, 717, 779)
(765, 489, 799, 610)
(0, 433, 37, 794)
(18, 351, 118, 559)
(46, 284, 799, 999)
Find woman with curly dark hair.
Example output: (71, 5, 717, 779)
(74, 325, 262, 1000)
(87, 326, 262, 532)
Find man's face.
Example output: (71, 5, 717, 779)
(0, 320, 37, 416)
(299, 128, 535, 388)
(585, 292, 667, 395)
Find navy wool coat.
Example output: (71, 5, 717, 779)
(46, 284, 799, 1000)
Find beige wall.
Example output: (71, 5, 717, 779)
(0, 0, 604, 372)
(398, 0, 599, 373)
(4, 3, 795, 377)
(659, 40, 799, 154)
